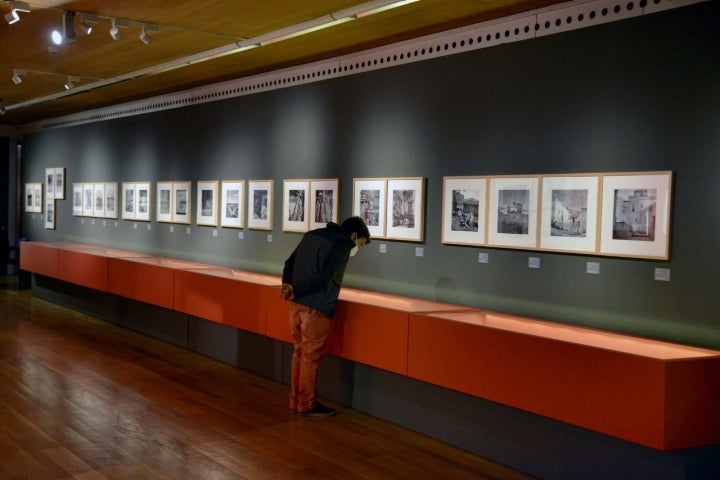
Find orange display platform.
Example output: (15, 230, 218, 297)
(18, 241, 720, 451)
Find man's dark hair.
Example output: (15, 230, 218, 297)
(341, 216, 371, 244)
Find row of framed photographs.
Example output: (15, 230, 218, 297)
(441, 171, 672, 260)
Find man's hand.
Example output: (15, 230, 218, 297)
(280, 284, 294, 301)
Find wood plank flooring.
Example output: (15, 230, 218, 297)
(0, 276, 535, 480)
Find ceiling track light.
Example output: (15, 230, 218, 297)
(51, 10, 76, 45)
(109, 18, 130, 40)
(139, 24, 159, 45)
(12, 69, 26, 84)
(64, 75, 81, 90)
(79, 13, 99, 35)
(4, 1, 30, 24)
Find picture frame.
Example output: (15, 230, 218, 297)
(72, 183, 82, 216)
(220, 180, 245, 229)
(83, 183, 94, 217)
(196, 180, 219, 226)
(353, 178, 386, 239)
(93, 183, 106, 218)
(25, 182, 43, 213)
(386, 177, 425, 242)
(44, 199, 55, 229)
(172, 181, 191, 224)
(441, 176, 487, 246)
(156, 182, 173, 223)
(54, 167, 65, 200)
(45, 168, 55, 199)
(487, 176, 539, 249)
(247, 180, 273, 231)
(282, 179, 310, 233)
(599, 171, 673, 260)
(539, 175, 600, 253)
(135, 182, 151, 222)
(104, 183, 118, 219)
(309, 179, 339, 230)
(122, 182, 136, 220)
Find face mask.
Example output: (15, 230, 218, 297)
(349, 246, 358, 257)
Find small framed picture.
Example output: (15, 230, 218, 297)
(197, 181, 219, 226)
(248, 180, 273, 231)
(599, 171, 673, 260)
(25, 183, 43, 213)
(309, 179, 339, 230)
(45, 168, 55, 199)
(122, 182, 136, 220)
(54, 167, 65, 200)
(72, 183, 83, 216)
(386, 177, 425, 242)
(353, 178, 386, 239)
(487, 176, 539, 249)
(44, 199, 55, 229)
(172, 181, 192, 224)
(104, 183, 118, 219)
(221, 180, 245, 229)
(93, 183, 106, 217)
(83, 183, 95, 217)
(441, 176, 487, 246)
(135, 182, 151, 222)
(539, 175, 600, 254)
(33, 183, 43, 213)
(156, 182, 173, 223)
(283, 179, 310, 233)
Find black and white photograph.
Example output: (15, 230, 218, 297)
(84, 184, 94, 217)
(44, 199, 55, 229)
(612, 189, 656, 241)
(72, 184, 82, 215)
(248, 180, 273, 231)
(488, 176, 538, 249)
(94, 183, 105, 217)
(105, 183, 117, 219)
(540, 175, 598, 253)
(196, 181, 218, 226)
(497, 189, 529, 235)
(442, 177, 487, 246)
(220, 180, 244, 229)
(123, 184, 135, 217)
(310, 179, 339, 230)
(353, 178, 386, 238)
(172, 181, 191, 224)
(385, 177, 424, 242)
(156, 182, 172, 223)
(54, 168, 65, 200)
(253, 190, 268, 220)
(25, 183, 43, 213)
(45, 168, 55, 199)
(283, 180, 309, 232)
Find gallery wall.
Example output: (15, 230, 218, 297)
(18, 1, 720, 349)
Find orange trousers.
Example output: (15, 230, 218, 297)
(289, 302, 332, 412)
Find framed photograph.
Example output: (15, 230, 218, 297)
(487, 176, 539, 249)
(93, 183, 106, 217)
(25, 183, 43, 213)
(441, 176, 487, 246)
(45, 168, 55, 199)
(386, 177, 425, 242)
(248, 180, 273, 231)
(135, 182, 151, 222)
(599, 171, 673, 260)
(44, 199, 55, 229)
(83, 183, 94, 217)
(172, 181, 191, 224)
(71, 183, 82, 215)
(353, 178, 386, 239)
(197, 181, 219, 226)
(54, 167, 65, 200)
(539, 175, 600, 253)
(104, 183, 118, 219)
(156, 182, 173, 223)
(283, 179, 310, 233)
(122, 182, 136, 220)
(310, 179, 339, 230)
(221, 180, 245, 228)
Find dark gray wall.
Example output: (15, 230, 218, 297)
(19, 2, 720, 349)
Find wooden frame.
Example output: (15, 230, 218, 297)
(441, 176, 487, 246)
(599, 171, 673, 260)
(196, 181, 219, 227)
(104, 183, 118, 219)
(221, 180, 245, 229)
(156, 182, 173, 223)
(353, 178, 386, 239)
(72, 183, 83, 216)
(282, 179, 310, 233)
(135, 182, 151, 222)
(487, 176, 539, 249)
(25, 182, 43, 213)
(386, 177, 425, 242)
(44, 199, 55, 229)
(309, 179, 339, 230)
(247, 180, 273, 231)
(172, 181, 192, 224)
(539, 174, 599, 253)
(93, 183, 106, 218)
(83, 183, 94, 217)
(122, 183, 136, 220)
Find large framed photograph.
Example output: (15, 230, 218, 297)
(197, 181, 219, 226)
(104, 183, 118, 219)
(135, 182, 151, 222)
(309, 179, 339, 230)
(221, 180, 245, 228)
(283, 179, 310, 233)
(44, 199, 55, 229)
(172, 181, 192, 224)
(353, 178, 386, 239)
(441, 176, 487, 246)
(386, 177, 425, 242)
(487, 176, 539, 249)
(539, 175, 599, 253)
(156, 182, 173, 223)
(25, 183, 43, 213)
(248, 180, 273, 231)
(122, 182, 136, 220)
(599, 171, 673, 260)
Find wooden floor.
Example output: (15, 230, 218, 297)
(0, 275, 535, 480)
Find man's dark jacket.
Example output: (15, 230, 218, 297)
(282, 222, 354, 318)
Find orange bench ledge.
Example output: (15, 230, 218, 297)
(407, 311, 720, 451)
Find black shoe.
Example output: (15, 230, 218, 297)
(298, 403, 336, 417)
